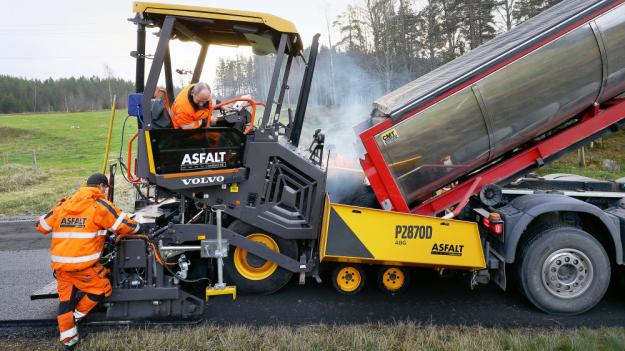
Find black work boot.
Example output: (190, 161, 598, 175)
(62, 334, 80, 350)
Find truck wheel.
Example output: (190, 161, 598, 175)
(224, 220, 297, 295)
(517, 225, 610, 315)
(376, 266, 410, 295)
(332, 264, 366, 295)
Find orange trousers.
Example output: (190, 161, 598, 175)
(55, 264, 112, 342)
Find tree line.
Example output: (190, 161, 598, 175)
(213, 0, 563, 107)
(1, 0, 562, 114)
(0, 75, 134, 114)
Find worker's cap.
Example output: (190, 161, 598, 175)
(86, 173, 109, 187)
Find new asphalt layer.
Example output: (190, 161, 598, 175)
(2, 220, 625, 329)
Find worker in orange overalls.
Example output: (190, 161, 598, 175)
(170, 82, 226, 129)
(36, 173, 145, 350)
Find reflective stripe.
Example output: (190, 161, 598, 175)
(74, 310, 86, 320)
(51, 253, 101, 264)
(59, 326, 77, 341)
(52, 231, 106, 239)
(96, 198, 117, 217)
(110, 212, 126, 231)
(180, 122, 198, 129)
(39, 216, 52, 232)
(131, 224, 141, 234)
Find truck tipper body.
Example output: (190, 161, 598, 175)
(360, 0, 625, 211)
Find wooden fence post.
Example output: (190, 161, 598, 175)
(32, 150, 38, 176)
(578, 147, 586, 168)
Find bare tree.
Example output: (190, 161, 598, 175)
(495, 0, 517, 31)
(364, 0, 398, 92)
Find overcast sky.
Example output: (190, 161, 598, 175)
(1, 0, 414, 86)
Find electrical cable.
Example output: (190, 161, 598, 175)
(116, 114, 149, 200)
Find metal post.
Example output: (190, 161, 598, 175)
(192, 44, 209, 84)
(273, 55, 293, 128)
(261, 34, 288, 130)
(291, 34, 320, 147)
(101, 95, 117, 174)
(164, 45, 174, 105)
(215, 208, 225, 289)
(141, 16, 175, 129)
(136, 23, 146, 93)
(179, 196, 186, 224)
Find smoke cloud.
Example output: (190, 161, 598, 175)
(298, 52, 385, 206)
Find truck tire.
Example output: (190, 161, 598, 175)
(224, 220, 297, 295)
(516, 225, 610, 315)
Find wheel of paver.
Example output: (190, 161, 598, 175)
(516, 225, 610, 315)
(224, 220, 297, 295)
(376, 266, 410, 295)
(332, 264, 366, 295)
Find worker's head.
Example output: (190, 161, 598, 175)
(192, 82, 212, 106)
(86, 173, 109, 194)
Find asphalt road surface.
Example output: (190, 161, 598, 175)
(3, 220, 625, 328)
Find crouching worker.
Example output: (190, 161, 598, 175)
(36, 173, 145, 349)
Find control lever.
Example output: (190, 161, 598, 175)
(149, 223, 171, 239)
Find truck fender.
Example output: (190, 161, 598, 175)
(502, 194, 622, 264)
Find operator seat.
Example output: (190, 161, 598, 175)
(149, 98, 173, 129)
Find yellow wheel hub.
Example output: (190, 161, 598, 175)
(233, 233, 279, 281)
(381, 268, 405, 292)
(336, 266, 362, 292)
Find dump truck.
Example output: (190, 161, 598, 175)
(30, 0, 625, 317)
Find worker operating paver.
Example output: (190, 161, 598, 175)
(36, 173, 145, 349)
(170, 82, 229, 129)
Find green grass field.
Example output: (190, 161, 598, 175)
(0, 110, 137, 216)
(1, 109, 625, 216)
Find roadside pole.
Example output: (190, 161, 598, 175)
(101, 95, 117, 174)
(32, 150, 38, 176)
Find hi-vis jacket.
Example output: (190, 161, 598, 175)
(170, 84, 212, 129)
(36, 187, 141, 272)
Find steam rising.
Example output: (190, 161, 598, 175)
(296, 50, 390, 206)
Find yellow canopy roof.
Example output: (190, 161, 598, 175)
(133, 2, 303, 55)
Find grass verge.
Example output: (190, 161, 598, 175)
(2, 323, 625, 351)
